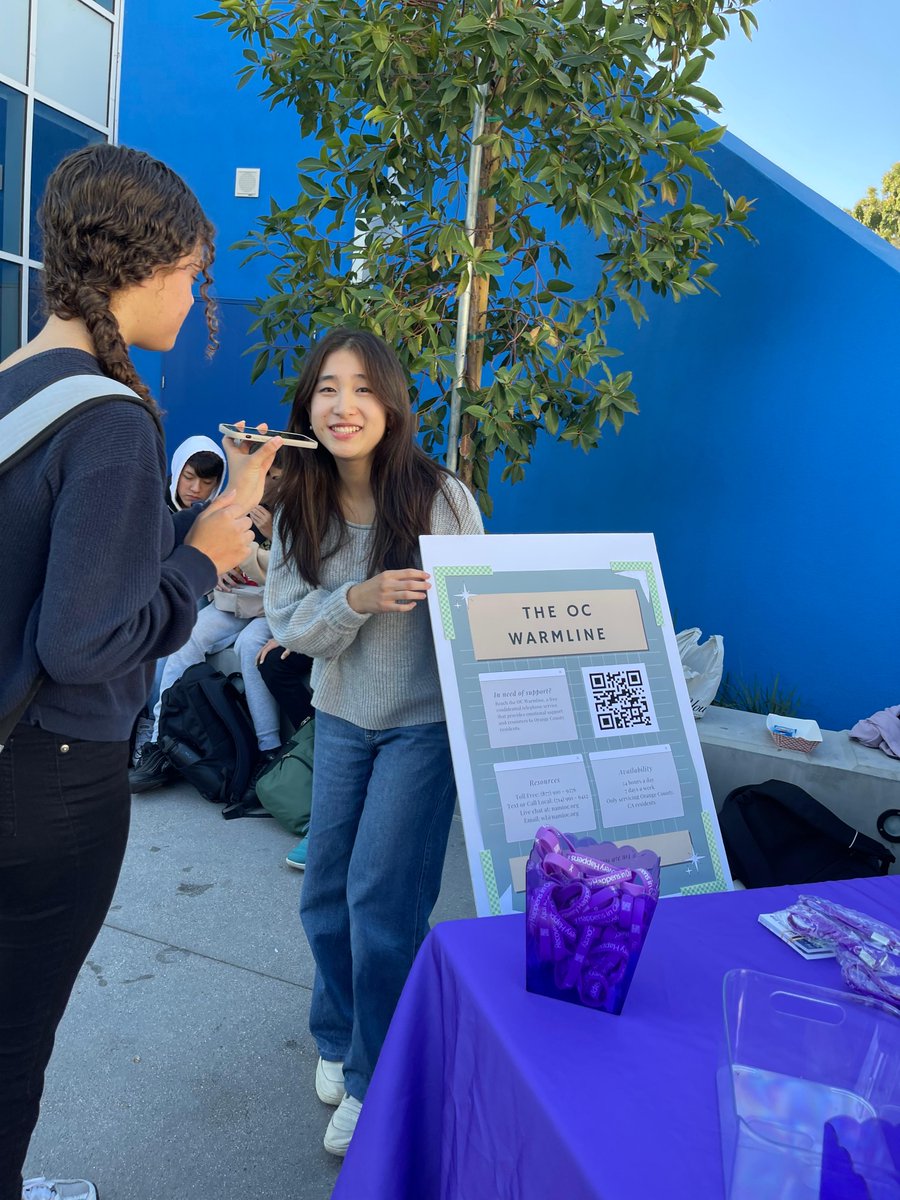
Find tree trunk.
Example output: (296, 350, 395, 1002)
(458, 129, 499, 490)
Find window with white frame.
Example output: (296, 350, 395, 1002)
(0, 0, 122, 358)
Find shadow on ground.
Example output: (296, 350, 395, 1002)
(24, 782, 476, 1199)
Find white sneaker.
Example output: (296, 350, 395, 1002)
(323, 1093, 363, 1157)
(22, 1179, 98, 1200)
(315, 1055, 346, 1106)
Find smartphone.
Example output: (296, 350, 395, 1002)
(219, 422, 317, 450)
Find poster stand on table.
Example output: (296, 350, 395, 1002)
(420, 532, 733, 916)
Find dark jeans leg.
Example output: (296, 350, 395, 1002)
(258, 650, 314, 731)
(0, 724, 131, 1200)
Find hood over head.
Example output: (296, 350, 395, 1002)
(168, 435, 226, 510)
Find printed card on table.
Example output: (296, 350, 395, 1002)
(419, 532, 732, 916)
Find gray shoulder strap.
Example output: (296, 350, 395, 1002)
(0, 374, 141, 470)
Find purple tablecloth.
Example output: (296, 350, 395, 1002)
(332, 876, 900, 1200)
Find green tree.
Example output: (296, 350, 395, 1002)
(849, 162, 900, 249)
(204, 0, 757, 512)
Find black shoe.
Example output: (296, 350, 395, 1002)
(221, 748, 282, 821)
(129, 740, 176, 793)
(248, 746, 282, 792)
(238, 747, 283, 805)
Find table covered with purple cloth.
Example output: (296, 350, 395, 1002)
(332, 876, 900, 1200)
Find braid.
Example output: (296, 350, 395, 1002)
(75, 284, 153, 405)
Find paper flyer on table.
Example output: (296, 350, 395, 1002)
(420, 532, 732, 916)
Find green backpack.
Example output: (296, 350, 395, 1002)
(255, 716, 315, 837)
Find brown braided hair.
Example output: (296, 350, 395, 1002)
(38, 143, 216, 408)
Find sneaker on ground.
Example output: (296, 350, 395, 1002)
(22, 1177, 98, 1200)
(286, 837, 308, 871)
(315, 1055, 345, 1105)
(323, 1093, 362, 1157)
(131, 715, 154, 768)
(128, 741, 176, 794)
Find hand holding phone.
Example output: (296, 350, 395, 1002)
(220, 422, 285, 515)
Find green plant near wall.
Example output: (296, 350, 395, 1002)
(848, 161, 900, 249)
(203, 0, 758, 513)
(715, 672, 802, 718)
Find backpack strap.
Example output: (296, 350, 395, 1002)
(195, 672, 256, 803)
(0, 374, 147, 477)
(758, 780, 894, 872)
(0, 374, 148, 750)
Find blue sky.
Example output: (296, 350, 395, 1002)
(701, 0, 899, 212)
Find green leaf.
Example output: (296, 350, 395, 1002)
(210, 0, 753, 506)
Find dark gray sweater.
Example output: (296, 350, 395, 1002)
(1, 349, 216, 742)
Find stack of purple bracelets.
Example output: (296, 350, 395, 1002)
(525, 826, 660, 1015)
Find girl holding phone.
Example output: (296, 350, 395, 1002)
(0, 143, 280, 1200)
(265, 327, 483, 1156)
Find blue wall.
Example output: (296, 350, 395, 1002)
(490, 141, 900, 731)
(119, 6, 900, 731)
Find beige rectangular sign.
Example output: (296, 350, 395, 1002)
(468, 589, 647, 662)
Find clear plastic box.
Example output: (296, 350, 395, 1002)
(718, 969, 900, 1199)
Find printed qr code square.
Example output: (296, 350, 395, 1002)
(580, 662, 660, 738)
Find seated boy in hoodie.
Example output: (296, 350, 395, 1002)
(166, 435, 226, 513)
(132, 436, 229, 763)
(130, 454, 305, 797)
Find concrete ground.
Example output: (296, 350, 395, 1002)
(24, 782, 476, 1199)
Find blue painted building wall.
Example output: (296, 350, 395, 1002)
(118, 5, 899, 731)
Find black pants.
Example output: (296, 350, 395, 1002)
(0, 724, 130, 1199)
(258, 649, 314, 732)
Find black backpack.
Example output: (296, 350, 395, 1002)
(719, 779, 895, 887)
(157, 663, 258, 806)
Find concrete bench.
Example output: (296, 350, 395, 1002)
(697, 706, 900, 874)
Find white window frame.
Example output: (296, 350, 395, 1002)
(0, 0, 123, 350)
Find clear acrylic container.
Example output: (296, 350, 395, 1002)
(718, 969, 900, 1199)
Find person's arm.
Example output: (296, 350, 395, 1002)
(36, 455, 217, 685)
(264, 526, 370, 659)
(238, 543, 269, 585)
(171, 504, 202, 546)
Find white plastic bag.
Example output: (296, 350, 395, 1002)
(676, 628, 724, 719)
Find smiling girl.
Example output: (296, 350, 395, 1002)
(265, 327, 483, 1155)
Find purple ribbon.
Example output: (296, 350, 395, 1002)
(528, 826, 658, 1009)
(786, 894, 900, 1011)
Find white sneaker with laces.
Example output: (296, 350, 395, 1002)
(315, 1055, 346, 1105)
(323, 1093, 363, 1157)
(22, 1178, 98, 1200)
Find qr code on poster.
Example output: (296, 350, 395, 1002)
(580, 663, 659, 738)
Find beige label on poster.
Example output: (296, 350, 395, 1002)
(468, 590, 648, 662)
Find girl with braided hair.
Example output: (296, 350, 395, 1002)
(0, 143, 281, 1200)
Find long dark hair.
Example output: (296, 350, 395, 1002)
(276, 328, 458, 586)
(38, 143, 216, 408)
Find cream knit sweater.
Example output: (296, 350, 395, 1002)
(265, 477, 483, 729)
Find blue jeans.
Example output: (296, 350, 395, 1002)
(300, 711, 456, 1102)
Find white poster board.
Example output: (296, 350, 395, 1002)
(420, 533, 732, 916)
